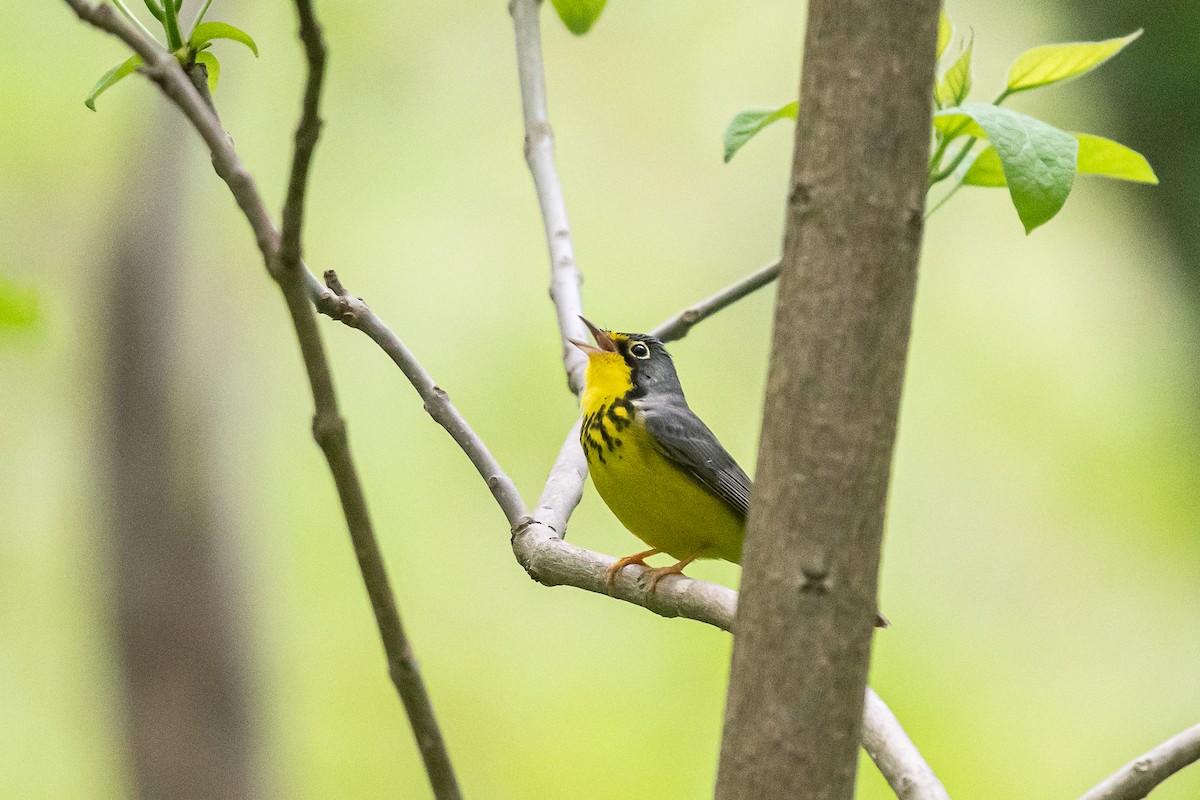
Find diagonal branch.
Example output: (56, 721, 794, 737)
(61, 4, 463, 799)
(862, 691, 951, 800)
(651, 259, 781, 343)
(315, 272, 739, 628)
(273, 5, 463, 799)
(317, 272, 528, 527)
(315, 272, 950, 797)
(1078, 723, 1200, 800)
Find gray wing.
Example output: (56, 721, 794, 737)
(642, 402, 752, 518)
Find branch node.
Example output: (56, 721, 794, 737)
(311, 412, 346, 450)
(324, 269, 348, 296)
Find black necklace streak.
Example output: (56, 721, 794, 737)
(581, 394, 637, 465)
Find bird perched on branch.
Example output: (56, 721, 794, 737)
(570, 318, 750, 593)
(571, 317, 889, 628)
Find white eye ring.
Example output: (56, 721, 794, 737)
(629, 342, 651, 359)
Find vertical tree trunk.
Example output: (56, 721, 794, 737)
(715, 2, 939, 798)
(104, 112, 261, 800)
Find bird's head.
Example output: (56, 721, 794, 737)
(570, 317, 683, 403)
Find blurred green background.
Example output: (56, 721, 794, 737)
(2, 0, 1198, 798)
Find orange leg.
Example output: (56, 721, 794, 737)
(605, 548, 662, 592)
(641, 554, 700, 594)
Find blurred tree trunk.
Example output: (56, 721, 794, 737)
(103, 111, 261, 800)
(714, 1, 938, 798)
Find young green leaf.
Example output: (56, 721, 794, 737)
(931, 112, 986, 140)
(963, 133, 1157, 187)
(723, 101, 799, 163)
(936, 104, 1078, 233)
(550, 0, 608, 35)
(84, 54, 144, 111)
(936, 38, 973, 108)
(188, 21, 259, 57)
(1005, 30, 1141, 95)
(960, 146, 1006, 187)
(194, 51, 221, 94)
(1075, 134, 1158, 183)
(937, 12, 952, 61)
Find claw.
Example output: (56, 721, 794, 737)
(640, 555, 699, 594)
(604, 548, 661, 594)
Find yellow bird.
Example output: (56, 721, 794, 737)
(571, 318, 889, 627)
(570, 318, 750, 592)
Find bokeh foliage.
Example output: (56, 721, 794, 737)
(2, 1, 1197, 798)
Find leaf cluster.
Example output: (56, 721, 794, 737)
(85, 0, 258, 110)
(724, 17, 1156, 233)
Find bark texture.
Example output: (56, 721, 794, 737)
(715, 2, 939, 798)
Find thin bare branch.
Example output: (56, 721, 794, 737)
(651, 259, 781, 343)
(62, 3, 464, 798)
(278, 0, 327, 275)
(509, 0, 589, 394)
(275, 4, 463, 799)
(289, 302, 947, 792)
(316, 272, 528, 527)
(1078, 723, 1200, 800)
(862, 690, 951, 800)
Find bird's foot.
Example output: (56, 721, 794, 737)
(605, 548, 662, 594)
(640, 555, 698, 594)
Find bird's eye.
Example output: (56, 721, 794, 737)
(629, 342, 651, 360)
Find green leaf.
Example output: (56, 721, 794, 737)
(931, 111, 986, 140)
(188, 21, 259, 57)
(937, 104, 1078, 233)
(965, 133, 1157, 187)
(194, 51, 221, 94)
(1005, 30, 1141, 95)
(0, 278, 38, 330)
(960, 146, 1007, 187)
(723, 101, 799, 163)
(84, 54, 143, 111)
(937, 12, 952, 61)
(936, 38, 973, 108)
(550, 0, 607, 35)
(1075, 133, 1157, 183)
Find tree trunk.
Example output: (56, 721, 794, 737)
(715, 1, 939, 798)
(104, 112, 261, 800)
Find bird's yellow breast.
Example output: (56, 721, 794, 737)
(580, 354, 743, 563)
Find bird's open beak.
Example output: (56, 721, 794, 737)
(569, 316, 618, 355)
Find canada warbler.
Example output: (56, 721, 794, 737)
(571, 317, 889, 627)
(570, 317, 750, 592)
